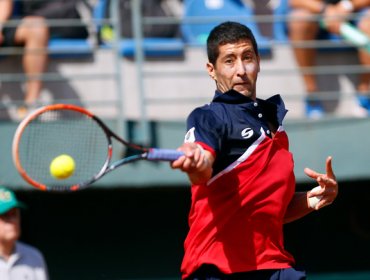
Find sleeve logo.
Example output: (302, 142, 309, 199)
(184, 127, 196, 143)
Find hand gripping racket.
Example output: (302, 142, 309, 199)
(12, 104, 183, 191)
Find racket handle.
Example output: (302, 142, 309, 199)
(147, 148, 184, 161)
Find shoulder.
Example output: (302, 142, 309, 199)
(187, 105, 227, 133)
(188, 103, 227, 123)
(16, 241, 46, 264)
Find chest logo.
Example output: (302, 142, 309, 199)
(241, 128, 254, 139)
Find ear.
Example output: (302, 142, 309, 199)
(206, 62, 216, 80)
(257, 55, 261, 73)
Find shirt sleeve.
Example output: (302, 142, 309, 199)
(184, 107, 224, 156)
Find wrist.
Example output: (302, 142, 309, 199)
(196, 144, 210, 170)
(196, 144, 205, 155)
(319, 2, 328, 14)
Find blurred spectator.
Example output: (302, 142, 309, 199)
(288, 0, 370, 118)
(101, 0, 181, 43)
(0, 0, 94, 117)
(22, 0, 93, 40)
(0, 186, 49, 280)
(0, 0, 49, 115)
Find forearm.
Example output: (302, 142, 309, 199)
(289, 0, 326, 13)
(351, 0, 370, 10)
(290, 0, 370, 13)
(0, 0, 13, 23)
(283, 191, 313, 224)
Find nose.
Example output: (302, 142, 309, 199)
(236, 59, 246, 76)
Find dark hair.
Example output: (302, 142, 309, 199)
(207, 21, 259, 65)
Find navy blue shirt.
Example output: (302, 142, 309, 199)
(185, 90, 288, 176)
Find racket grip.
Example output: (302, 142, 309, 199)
(147, 148, 184, 161)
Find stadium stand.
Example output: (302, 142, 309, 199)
(1, 1, 370, 279)
(275, 0, 359, 51)
(272, 0, 290, 42)
(9, 0, 98, 58)
(181, 0, 271, 55)
(97, 0, 185, 58)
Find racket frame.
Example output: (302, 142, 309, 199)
(12, 104, 150, 191)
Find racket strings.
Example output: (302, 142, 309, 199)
(17, 110, 109, 189)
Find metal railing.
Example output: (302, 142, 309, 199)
(130, 0, 370, 143)
(0, 0, 126, 137)
(1, 0, 369, 143)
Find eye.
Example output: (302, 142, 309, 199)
(224, 58, 233, 64)
(243, 54, 252, 61)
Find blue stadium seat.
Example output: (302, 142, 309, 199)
(181, 0, 271, 55)
(8, 1, 96, 59)
(101, 37, 185, 58)
(272, 0, 289, 42)
(96, 0, 184, 58)
(48, 38, 94, 58)
(117, 38, 185, 57)
(47, 0, 108, 58)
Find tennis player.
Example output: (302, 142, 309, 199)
(171, 21, 338, 280)
(0, 186, 49, 280)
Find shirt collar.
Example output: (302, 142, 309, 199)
(0, 242, 21, 266)
(213, 89, 254, 104)
(212, 89, 288, 123)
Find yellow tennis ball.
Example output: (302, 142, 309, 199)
(50, 154, 75, 180)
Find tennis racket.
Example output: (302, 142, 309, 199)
(12, 104, 183, 192)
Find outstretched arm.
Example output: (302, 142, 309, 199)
(284, 156, 338, 224)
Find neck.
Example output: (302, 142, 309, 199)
(0, 241, 16, 260)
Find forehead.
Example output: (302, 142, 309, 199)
(218, 40, 255, 56)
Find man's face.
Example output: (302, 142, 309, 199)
(0, 208, 21, 243)
(207, 40, 260, 100)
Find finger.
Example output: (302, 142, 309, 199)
(304, 167, 321, 180)
(317, 177, 327, 190)
(182, 148, 195, 158)
(170, 156, 186, 169)
(315, 199, 331, 210)
(319, 175, 335, 188)
(325, 156, 336, 180)
(194, 152, 203, 169)
(193, 146, 201, 164)
(182, 157, 195, 170)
